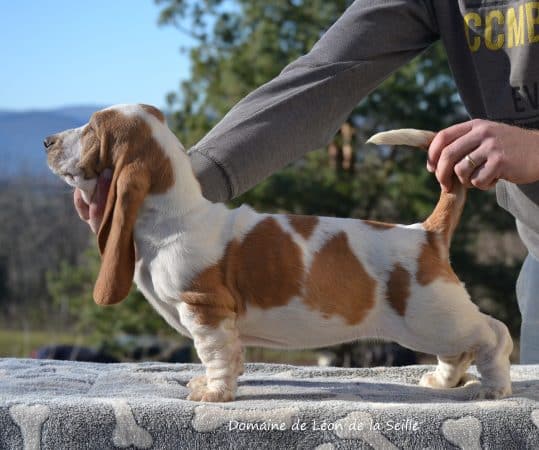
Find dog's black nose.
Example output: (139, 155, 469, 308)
(43, 135, 56, 151)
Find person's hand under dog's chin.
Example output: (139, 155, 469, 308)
(74, 169, 112, 233)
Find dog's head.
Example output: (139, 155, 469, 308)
(45, 104, 175, 306)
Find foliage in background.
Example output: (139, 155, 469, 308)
(46, 247, 177, 352)
(158, 0, 355, 147)
(0, 180, 89, 327)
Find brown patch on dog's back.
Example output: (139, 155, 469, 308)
(386, 263, 410, 316)
(141, 104, 166, 123)
(181, 217, 305, 326)
(364, 220, 396, 231)
(304, 232, 376, 324)
(416, 232, 459, 285)
(288, 215, 318, 239)
(225, 217, 304, 312)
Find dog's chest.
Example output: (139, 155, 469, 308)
(133, 237, 211, 329)
(129, 224, 187, 337)
(132, 207, 238, 335)
(133, 261, 192, 337)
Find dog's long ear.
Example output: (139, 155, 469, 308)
(90, 107, 174, 306)
(94, 154, 150, 306)
(92, 110, 149, 307)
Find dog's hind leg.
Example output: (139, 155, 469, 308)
(416, 313, 512, 398)
(419, 351, 475, 389)
(473, 316, 513, 399)
(392, 280, 512, 398)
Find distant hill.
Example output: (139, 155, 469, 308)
(0, 105, 105, 178)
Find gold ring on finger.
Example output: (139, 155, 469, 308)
(465, 154, 478, 169)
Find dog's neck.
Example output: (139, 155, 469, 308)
(166, 149, 210, 215)
(138, 132, 219, 238)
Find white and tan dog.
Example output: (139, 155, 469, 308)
(45, 104, 512, 402)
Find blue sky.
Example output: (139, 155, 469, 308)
(1, 1, 193, 111)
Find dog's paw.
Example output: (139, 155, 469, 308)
(419, 371, 478, 389)
(476, 383, 512, 400)
(419, 371, 448, 389)
(455, 373, 479, 387)
(187, 374, 207, 390)
(187, 386, 234, 402)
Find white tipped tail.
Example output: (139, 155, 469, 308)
(366, 128, 466, 247)
(366, 129, 436, 149)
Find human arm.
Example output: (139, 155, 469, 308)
(427, 120, 539, 192)
(75, 0, 439, 226)
(189, 0, 439, 201)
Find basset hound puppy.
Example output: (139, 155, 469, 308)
(45, 104, 512, 402)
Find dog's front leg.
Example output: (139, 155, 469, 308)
(179, 302, 240, 402)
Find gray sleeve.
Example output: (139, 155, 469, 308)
(188, 0, 438, 202)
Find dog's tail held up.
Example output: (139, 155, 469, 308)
(367, 129, 466, 248)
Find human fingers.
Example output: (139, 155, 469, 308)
(470, 158, 500, 190)
(74, 188, 90, 222)
(453, 150, 487, 188)
(434, 129, 482, 192)
(427, 121, 474, 173)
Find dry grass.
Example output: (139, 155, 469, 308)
(0, 329, 84, 358)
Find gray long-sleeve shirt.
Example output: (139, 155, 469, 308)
(188, 0, 539, 258)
